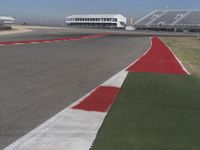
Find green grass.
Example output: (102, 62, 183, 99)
(162, 37, 200, 77)
(92, 73, 200, 150)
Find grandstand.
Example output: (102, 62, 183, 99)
(135, 10, 200, 32)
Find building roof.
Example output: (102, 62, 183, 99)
(0, 16, 15, 21)
(66, 14, 124, 18)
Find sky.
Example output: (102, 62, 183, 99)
(0, 0, 200, 25)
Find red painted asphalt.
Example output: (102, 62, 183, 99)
(72, 37, 189, 113)
(0, 33, 110, 45)
(72, 86, 120, 112)
(127, 37, 188, 75)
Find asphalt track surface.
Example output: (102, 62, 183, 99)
(0, 27, 150, 149)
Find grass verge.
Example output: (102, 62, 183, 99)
(92, 73, 200, 150)
(162, 37, 200, 77)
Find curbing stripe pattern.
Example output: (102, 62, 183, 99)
(0, 33, 110, 46)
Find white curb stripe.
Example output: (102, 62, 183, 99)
(30, 42, 39, 44)
(101, 70, 128, 88)
(14, 43, 24, 45)
(4, 109, 106, 150)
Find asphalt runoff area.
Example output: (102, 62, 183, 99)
(0, 27, 149, 149)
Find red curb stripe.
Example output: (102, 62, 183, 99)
(0, 33, 110, 46)
(72, 86, 120, 112)
(127, 37, 188, 75)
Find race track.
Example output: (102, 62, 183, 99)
(0, 27, 150, 149)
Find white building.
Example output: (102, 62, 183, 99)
(66, 14, 127, 29)
(0, 16, 15, 26)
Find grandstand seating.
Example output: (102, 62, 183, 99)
(151, 11, 187, 25)
(135, 10, 200, 32)
(137, 11, 165, 25)
(178, 11, 200, 25)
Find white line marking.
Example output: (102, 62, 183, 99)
(160, 38, 191, 75)
(102, 37, 153, 87)
(125, 37, 153, 70)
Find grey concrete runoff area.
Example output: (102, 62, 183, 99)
(0, 27, 150, 149)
